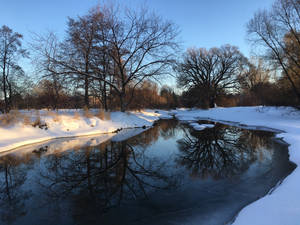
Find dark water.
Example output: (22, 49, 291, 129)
(0, 120, 296, 225)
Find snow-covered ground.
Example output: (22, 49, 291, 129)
(0, 106, 299, 224)
(0, 109, 167, 153)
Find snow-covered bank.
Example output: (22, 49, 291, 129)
(0, 109, 169, 153)
(171, 106, 300, 225)
(0, 106, 299, 224)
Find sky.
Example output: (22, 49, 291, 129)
(0, 0, 275, 78)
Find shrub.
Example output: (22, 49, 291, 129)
(73, 111, 81, 120)
(32, 116, 41, 127)
(45, 111, 61, 122)
(23, 114, 32, 125)
(0, 110, 23, 126)
(83, 106, 93, 118)
(95, 109, 111, 120)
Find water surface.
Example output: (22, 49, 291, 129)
(0, 120, 295, 225)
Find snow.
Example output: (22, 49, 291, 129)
(0, 106, 300, 224)
(0, 109, 166, 153)
(0, 126, 152, 158)
(0, 133, 115, 158)
(189, 122, 215, 130)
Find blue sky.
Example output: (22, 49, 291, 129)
(1, 0, 274, 77)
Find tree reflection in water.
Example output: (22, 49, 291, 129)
(0, 155, 32, 224)
(38, 135, 178, 222)
(0, 120, 293, 225)
(177, 123, 274, 179)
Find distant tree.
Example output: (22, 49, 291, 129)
(33, 79, 65, 109)
(247, 0, 300, 104)
(238, 58, 271, 92)
(180, 87, 205, 108)
(236, 58, 276, 105)
(0, 25, 26, 112)
(160, 85, 179, 108)
(31, 32, 68, 110)
(175, 45, 246, 108)
(127, 80, 170, 109)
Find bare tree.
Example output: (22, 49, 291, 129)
(64, 9, 106, 108)
(89, 9, 114, 111)
(32, 10, 106, 109)
(247, 0, 300, 103)
(32, 4, 179, 112)
(0, 25, 26, 112)
(31, 32, 67, 110)
(99, 5, 179, 112)
(6, 65, 27, 108)
(175, 45, 246, 108)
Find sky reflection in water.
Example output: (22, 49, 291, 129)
(0, 120, 296, 225)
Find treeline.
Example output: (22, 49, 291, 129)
(175, 0, 300, 108)
(8, 79, 179, 110)
(0, 4, 179, 112)
(0, 0, 299, 113)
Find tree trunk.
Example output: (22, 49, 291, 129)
(209, 92, 217, 108)
(209, 88, 217, 108)
(209, 97, 215, 108)
(119, 92, 126, 112)
(53, 77, 59, 110)
(8, 82, 12, 109)
(84, 74, 89, 108)
(2, 65, 9, 113)
(103, 81, 108, 111)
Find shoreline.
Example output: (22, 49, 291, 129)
(0, 106, 299, 225)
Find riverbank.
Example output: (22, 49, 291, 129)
(0, 106, 299, 225)
(0, 109, 167, 153)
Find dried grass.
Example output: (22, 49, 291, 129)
(44, 111, 61, 122)
(83, 107, 93, 118)
(34, 110, 40, 118)
(0, 110, 22, 126)
(23, 114, 32, 126)
(31, 110, 46, 128)
(0, 110, 49, 129)
(53, 115, 61, 122)
(73, 111, 81, 120)
(52, 113, 61, 122)
(32, 116, 42, 127)
(95, 109, 111, 121)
